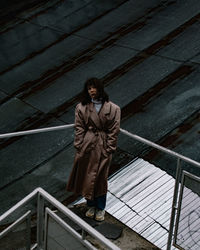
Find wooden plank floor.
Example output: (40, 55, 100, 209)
(107, 158, 179, 250)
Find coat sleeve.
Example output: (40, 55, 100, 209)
(106, 106, 121, 154)
(74, 105, 86, 151)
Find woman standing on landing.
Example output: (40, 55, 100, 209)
(67, 78, 121, 221)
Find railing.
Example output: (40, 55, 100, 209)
(0, 187, 120, 250)
(0, 210, 31, 249)
(120, 128, 200, 250)
(0, 124, 74, 139)
(173, 171, 200, 250)
(1, 124, 200, 249)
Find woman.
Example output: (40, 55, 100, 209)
(66, 78, 121, 221)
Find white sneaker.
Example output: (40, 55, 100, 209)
(95, 209, 105, 221)
(85, 207, 95, 218)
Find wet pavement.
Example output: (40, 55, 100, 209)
(0, 0, 200, 220)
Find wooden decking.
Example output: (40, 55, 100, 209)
(107, 158, 178, 250)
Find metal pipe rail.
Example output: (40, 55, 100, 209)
(0, 124, 74, 139)
(0, 124, 199, 169)
(0, 188, 120, 250)
(120, 128, 200, 169)
(1, 124, 200, 250)
(119, 128, 200, 250)
(0, 211, 31, 250)
(44, 208, 96, 250)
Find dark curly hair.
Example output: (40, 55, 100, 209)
(81, 78, 109, 105)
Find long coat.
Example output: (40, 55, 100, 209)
(66, 101, 121, 200)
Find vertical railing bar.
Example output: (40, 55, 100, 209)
(26, 211, 31, 250)
(82, 229, 86, 240)
(172, 171, 200, 250)
(167, 158, 182, 250)
(1, 126, 200, 250)
(173, 172, 186, 248)
(37, 193, 44, 250)
(44, 205, 120, 250)
(43, 207, 49, 250)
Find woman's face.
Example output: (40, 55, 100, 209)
(88, 85, 98, 100)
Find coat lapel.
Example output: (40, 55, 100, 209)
(88, 102, 101, 128)
(99, 102, 111, 127)
(99, 101, 111, 116)
(88, 102, 111, 129)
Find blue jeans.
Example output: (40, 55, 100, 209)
(87, 194, 107, 210)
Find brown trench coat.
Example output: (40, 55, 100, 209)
(66, 101, 121, 200)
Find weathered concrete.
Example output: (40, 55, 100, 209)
(0, 3, 200, 249)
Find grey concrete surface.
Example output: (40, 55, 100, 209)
(118, 70, 200, 153)
(23, 45, 138, 113)
(157, 22, 200, 62)
(0, 91, 7, 101)
(116, 0, 200, 51)
(0, 122, 73, 189)
(106, 55, 181, 107)
(0, 97, 38, 133)
(191, 53, 200, 64)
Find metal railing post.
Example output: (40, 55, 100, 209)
(167, 158, 182, 250)
(1, 126, 200, 249)
(37, 193, 44, 250)
(26, 211, 31, 250)
(82, 229, 86, 240)
(44, 207, 49, 250)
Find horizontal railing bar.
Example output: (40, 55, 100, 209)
(0, 124, 199, 169)
(0, 210, 31, 238)
(182, 170, 200, 182)
(39, 188, 120, 250)
(0, 188, 119, 250)
(0, 124, 74, 139)
(0, 188, 39, 222)
(120, 128, 200, 169)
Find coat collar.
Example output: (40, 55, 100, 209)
(88, 101, 111, 128)
(100, 101, 111, 115)
(89, 101, 111, 114)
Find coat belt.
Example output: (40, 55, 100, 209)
(88, 126, 106, 135)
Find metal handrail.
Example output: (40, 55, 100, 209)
(120, 128, 200, 169)
(44, 208, 96, 250)
(119, 128, 200, 250)
(0, 210, 31, 237)
(0, 211, 31, 250)
(1, 123, 200, 250)
(0, 189, 38, 222)
(0, 188, 120, 250)
(0, 124, 74, 139)
(0, 124, 199, 168)
(38, 188, 119, 250)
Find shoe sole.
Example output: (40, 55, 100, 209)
(95, 217, 105, 222)
(86, 214, 94, 218)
